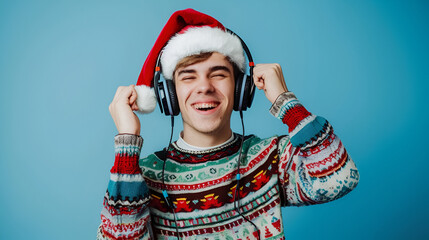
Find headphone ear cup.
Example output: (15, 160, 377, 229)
(238, 74, 252, 111)
(165, 80, 180, 116)
(154, 72, 166, 115)
(246, 74, 256, 109)
(243, 75, 254, 109)
(234, 72, 244, 111)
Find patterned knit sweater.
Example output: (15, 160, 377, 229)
(97, 92, 359, 240)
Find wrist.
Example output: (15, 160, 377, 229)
(117, 124, 140, 135)
(268, 88, 288, 104)
(118, 130, 140, 135)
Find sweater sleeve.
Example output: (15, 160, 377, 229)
(97, 134, 152, 239)
(271, 92, 359, 207)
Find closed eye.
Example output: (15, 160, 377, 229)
(180, 76, 196, 81)
(211, 74, 226, 78)
(210, 70, 229, 79)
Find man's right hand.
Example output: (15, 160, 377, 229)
(109, 85, 141, 135)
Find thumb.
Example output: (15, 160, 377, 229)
(253, 73, 265, 90)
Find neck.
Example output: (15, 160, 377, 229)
(182, 125, 233, 148)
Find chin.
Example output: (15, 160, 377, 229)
(193, 121, 223, 134)
(184, 116, 229, 135)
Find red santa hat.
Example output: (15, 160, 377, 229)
(135, 8, 246, 113)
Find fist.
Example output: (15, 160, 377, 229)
(253, 63, 289, 103)
(109, 85, 141, 135)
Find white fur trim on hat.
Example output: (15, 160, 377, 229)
(135, 85, 157, 113)
(160, 26, 245, 80)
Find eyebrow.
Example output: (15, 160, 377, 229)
(177, 69, 196, 76)
(177, 65, 232, 77)
(208, 65, 231, 74)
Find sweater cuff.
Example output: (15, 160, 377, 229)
(111, 134, 144, 174)
(269, 91, 312, 132)
(114, 134, 143, 155)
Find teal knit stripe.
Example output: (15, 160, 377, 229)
(290, 116, 327, 147)
(275, 99, 301, 119)
(107, 180, 149, 201)
(115, 145, 141, 155)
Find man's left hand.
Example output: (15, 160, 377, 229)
(253, 63, 289, 103)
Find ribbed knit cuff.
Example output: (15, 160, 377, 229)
(269, 91, 312, 132)
(114, 134, 143, 155)
(111, 134, 144, 174)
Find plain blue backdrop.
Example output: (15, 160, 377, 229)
(1, 0, 428, 239)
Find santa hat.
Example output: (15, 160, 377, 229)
(135, 8, 246, 113)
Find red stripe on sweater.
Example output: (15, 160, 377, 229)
(110, 154, 141, 174)
(156, 198, 281, 237)
(307, 149, 349, 178)
(282, 105, 311, 132)
(101, 214, 149, 239)
(299, 132, 336, 157)
(305, 140, 343, 170)
(103, 196, 148, 216)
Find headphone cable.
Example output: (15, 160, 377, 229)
(233, 111, 261, 240)
(161, 116, 181, 239)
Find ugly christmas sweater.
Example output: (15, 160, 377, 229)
(97, 92, 359, 240)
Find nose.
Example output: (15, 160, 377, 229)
(196, 77, 215, 94)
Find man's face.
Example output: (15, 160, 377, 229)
(174, 52, 235, 136)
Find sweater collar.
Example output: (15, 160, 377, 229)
(168, 133, 242, 162)
(176, 132, 235, 152)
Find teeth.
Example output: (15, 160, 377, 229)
(193, 103, 218, 110)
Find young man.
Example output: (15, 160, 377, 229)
(98, 9, 359, 240)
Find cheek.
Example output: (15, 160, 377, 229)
(220, 82, 235, 103)
(175, 84, 190, 107)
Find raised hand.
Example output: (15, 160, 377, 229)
(109, 85, 141, 135)
(253, 64, 289, 103)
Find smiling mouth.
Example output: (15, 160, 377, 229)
(192, 102, 220, 111)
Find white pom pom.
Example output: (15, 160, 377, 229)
(135, 85, 157, 114)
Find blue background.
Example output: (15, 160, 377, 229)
(1, 0, 428, 239)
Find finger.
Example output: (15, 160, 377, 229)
(131, 102, 139, 111)
(254, 80, 264, 90)
(276, 66, 288, 90)
(116, 85, 135, 104)
(253, 76, 265, 90)
(113, 86, 124, 102)
(129, 86, 137, 105)
(252, 64, 269, 81)
(253, 68, 265, 83)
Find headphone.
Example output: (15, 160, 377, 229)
(153, 29, 255, 116)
